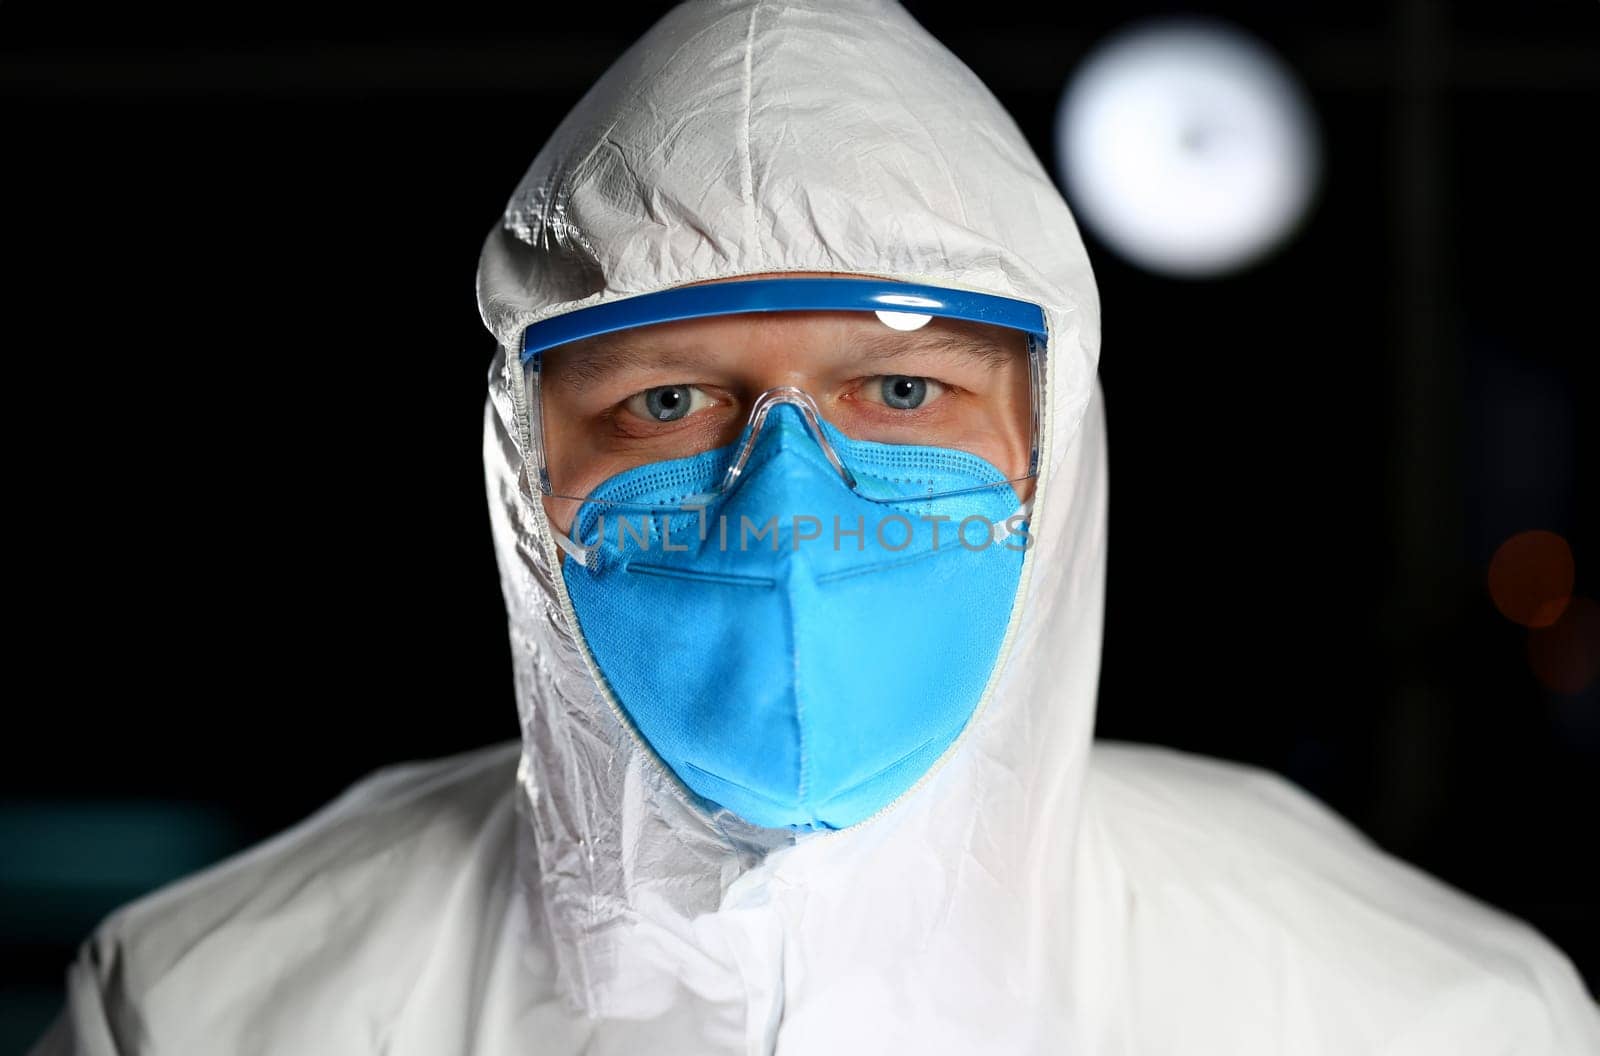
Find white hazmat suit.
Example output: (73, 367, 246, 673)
(31, 0, 1600, 1052)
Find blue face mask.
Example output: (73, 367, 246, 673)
(560, 403, 1029, 831)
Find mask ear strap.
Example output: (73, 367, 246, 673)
(992, 497, 1034, 545)
(550, 525, 592, 567)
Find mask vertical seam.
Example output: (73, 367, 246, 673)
(787, 549, 809, 822)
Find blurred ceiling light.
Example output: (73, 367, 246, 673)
(1055, 17, 1321, 278)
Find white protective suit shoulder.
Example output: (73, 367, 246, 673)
(34, 0, 1599, 1053)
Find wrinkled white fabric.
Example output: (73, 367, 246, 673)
(33, 1, 1599, 1053)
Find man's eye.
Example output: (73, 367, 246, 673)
(868, 375, 946, 410)
(623, 384, 713, 423)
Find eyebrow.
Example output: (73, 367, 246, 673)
(850, 327, 1021, 366)
(548, 325, 1022, 392)
(549, 338, 714, 392)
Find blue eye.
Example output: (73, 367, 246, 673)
(624, 384, 713, 424)
(881, 376, 928, 410)
(645, 385, 692, 421)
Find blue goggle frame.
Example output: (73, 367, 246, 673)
(520, 276, 1047, 364)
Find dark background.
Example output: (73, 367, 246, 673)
(3, 0, 1596, 1045)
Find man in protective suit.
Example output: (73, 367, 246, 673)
(31, 1, 1600, 1052)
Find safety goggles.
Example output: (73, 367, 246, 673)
(513, 276, 1047, 520)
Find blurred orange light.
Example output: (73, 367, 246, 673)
(1488, 530, 1574, 628)
(1527, 597, 1600, 694)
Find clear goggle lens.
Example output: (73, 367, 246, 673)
(516, 279, 1047, 524)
